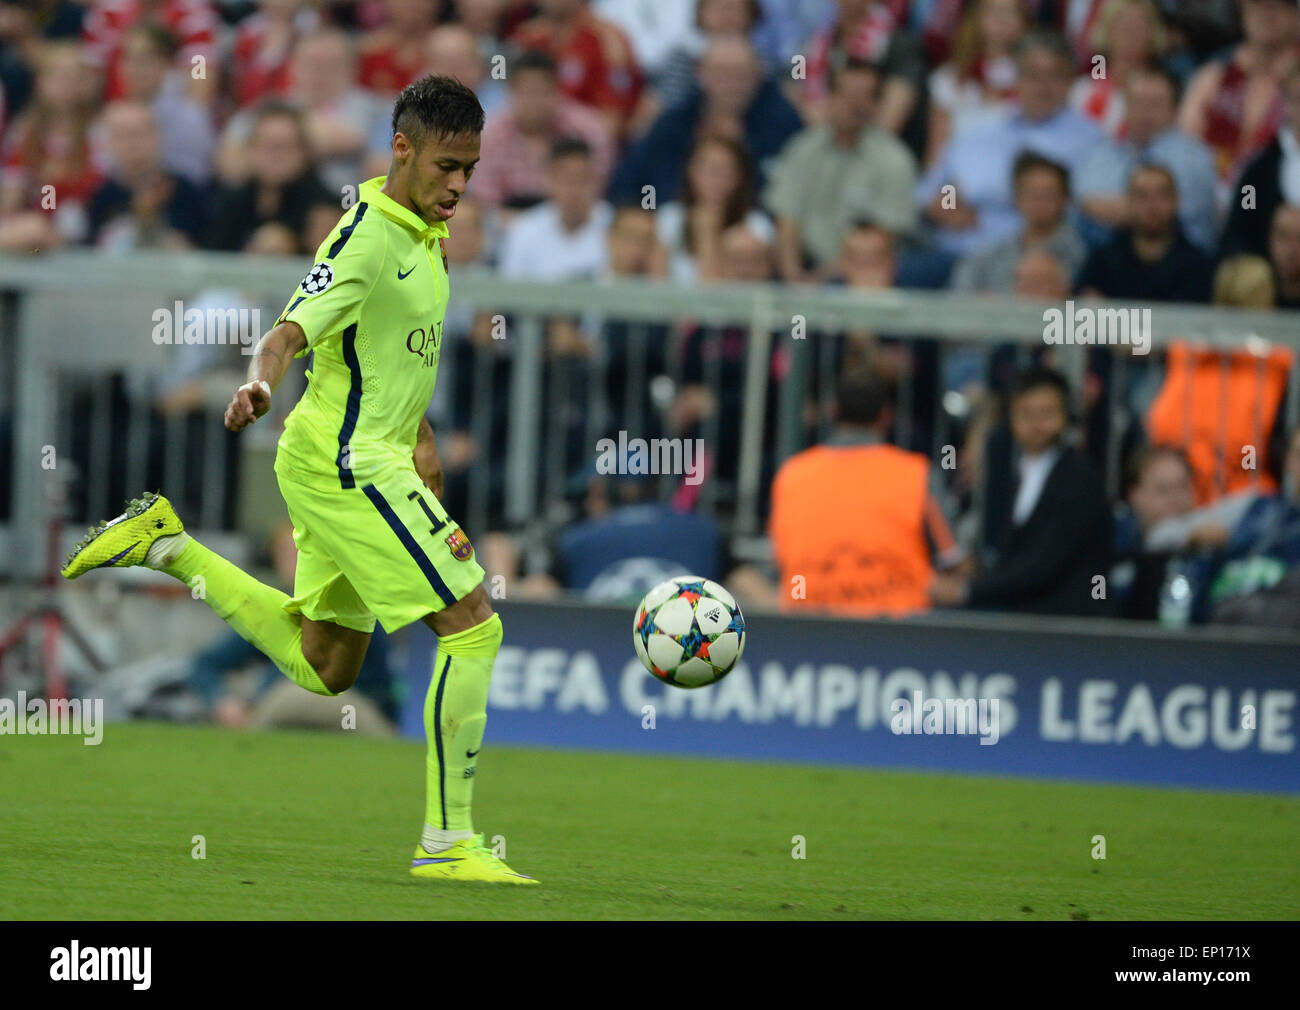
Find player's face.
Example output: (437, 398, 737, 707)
(405, 130, 481, 224)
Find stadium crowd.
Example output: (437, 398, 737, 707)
(3, 0, 1299, 647)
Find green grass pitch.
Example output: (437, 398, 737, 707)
(1, 722, 1296, 920)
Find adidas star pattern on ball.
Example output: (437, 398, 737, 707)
(633, 576, 746, 688)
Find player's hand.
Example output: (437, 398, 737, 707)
(225, 380, 271, 432)
(414, 434, 444, 500)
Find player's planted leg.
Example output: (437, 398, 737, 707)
(61, 492, 348, 697)
(410, 587, 536, 884)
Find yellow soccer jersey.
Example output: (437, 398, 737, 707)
(274, 176, 450, 489)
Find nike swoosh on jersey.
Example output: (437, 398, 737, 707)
(397, 264, 416, 279)
(466, 748, 480, 758)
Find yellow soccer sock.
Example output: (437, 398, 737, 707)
(423, 613, 501, 835)
(162, 538, 335, 697)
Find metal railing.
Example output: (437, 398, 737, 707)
(4, 250, 1300, 581)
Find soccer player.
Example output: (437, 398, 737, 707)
(60, 76, 536, 885)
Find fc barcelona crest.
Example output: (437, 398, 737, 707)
(445, 528, 473, 561)
(438, 237, 449, 273)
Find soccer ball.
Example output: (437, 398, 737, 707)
(632, 576, 746, 688)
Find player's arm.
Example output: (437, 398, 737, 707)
(228, 209, 383, 432)
(224, 320, 307, 432)
(413, 414, 444, 500)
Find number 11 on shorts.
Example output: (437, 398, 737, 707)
(408, 490, 447, 536)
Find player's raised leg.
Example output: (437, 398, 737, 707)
(409, 584, 537, 884)
(61, 492, 362, 696)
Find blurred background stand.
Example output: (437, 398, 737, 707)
(0, 463, 104, 700)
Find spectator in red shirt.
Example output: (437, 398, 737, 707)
(358, 0, 441, 96)
(510, 0, 643, 139)
(82, 0, 218, 104)
(1179, 0, 1300, 183)
(229, 0, 319, 110)
(216, 27, 382, 194)
(471, 48, 614, 211)
(0, 40, 101, 251)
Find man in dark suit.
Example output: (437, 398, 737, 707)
(931, 368, 1113, 616)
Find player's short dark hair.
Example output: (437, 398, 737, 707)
(836, 369, 893, 427)
(1012, 151, 1070, 195)
(511, 49, 557, 81)
(1010, 366, 1071, 407)
(549, 136, 592, 164)
(392, 74, 485, 149)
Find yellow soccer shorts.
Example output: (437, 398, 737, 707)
(277, 466, 486, 634)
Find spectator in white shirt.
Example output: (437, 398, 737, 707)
(925, 0, 1026, 167)
(498, 136, 613, 280)
(594, 0, 698, 81)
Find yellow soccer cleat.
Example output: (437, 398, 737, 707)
(61, 492, 185, 579)
(410, 834, 539, 885)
